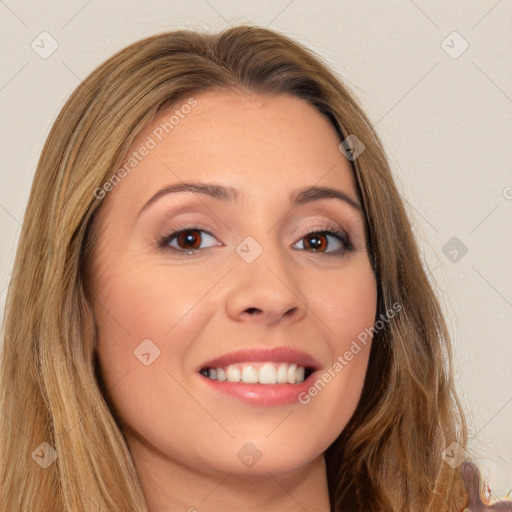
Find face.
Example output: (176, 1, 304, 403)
(90, 89, 377, 478)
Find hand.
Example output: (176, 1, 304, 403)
(462, 461, 512, 511)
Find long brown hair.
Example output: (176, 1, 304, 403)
(0, 25, 470, 511)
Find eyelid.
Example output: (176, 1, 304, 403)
(158, 218, 348, 241)
(295, 218, 347, 238)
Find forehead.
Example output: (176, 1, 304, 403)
(99, 88, 357, 216)
(147, 89, 342, 165)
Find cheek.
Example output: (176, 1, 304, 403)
(297, 259, 377, 423)
(91, 251, 228, 411)
(91, 259, 213, 454)
(307, 259, 377, 348)
(92, 257, 212, 378)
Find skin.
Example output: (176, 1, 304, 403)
(90, 89, 378, 512)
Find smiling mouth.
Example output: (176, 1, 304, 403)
(198, 361, 315, 385)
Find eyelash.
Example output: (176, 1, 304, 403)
(157, 221, 354, 257)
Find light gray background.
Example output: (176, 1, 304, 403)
(1, 0, 511, 499)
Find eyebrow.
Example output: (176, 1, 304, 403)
(136, 181, 362, 219)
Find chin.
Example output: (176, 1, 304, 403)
(204, 438, 324, 477)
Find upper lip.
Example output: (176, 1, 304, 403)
(196, 346, 322, 372)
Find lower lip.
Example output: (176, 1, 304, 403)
(198, 372, 317, 406)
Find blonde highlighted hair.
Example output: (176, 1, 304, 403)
(1, 25, 469, 511)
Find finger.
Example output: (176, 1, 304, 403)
(462, 461, 485, 509)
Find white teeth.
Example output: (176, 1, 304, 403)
(287, 363, 297, 384)
(259, 363, 277, 384)
(203, 362, 308, 384)
(276, 363, 289, 384)
(226, 365, 240, 382)
(241, 365, 259, 383)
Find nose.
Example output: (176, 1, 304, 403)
(225, 249, 308, 326)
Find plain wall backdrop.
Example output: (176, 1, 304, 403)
(1, 0, 511, 500)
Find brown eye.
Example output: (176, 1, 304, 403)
(176, 229, 203, 250)
(293, 229, 352, 256)
(303, 232, 329, 252)
(159, 227, 220, 253)
(158, 225, 352, 257)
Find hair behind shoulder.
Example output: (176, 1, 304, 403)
(0, 24, 469, 511)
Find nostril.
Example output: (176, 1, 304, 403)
(246, 308, 261, 315)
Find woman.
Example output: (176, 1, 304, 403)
(0, 24, 505, 511)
